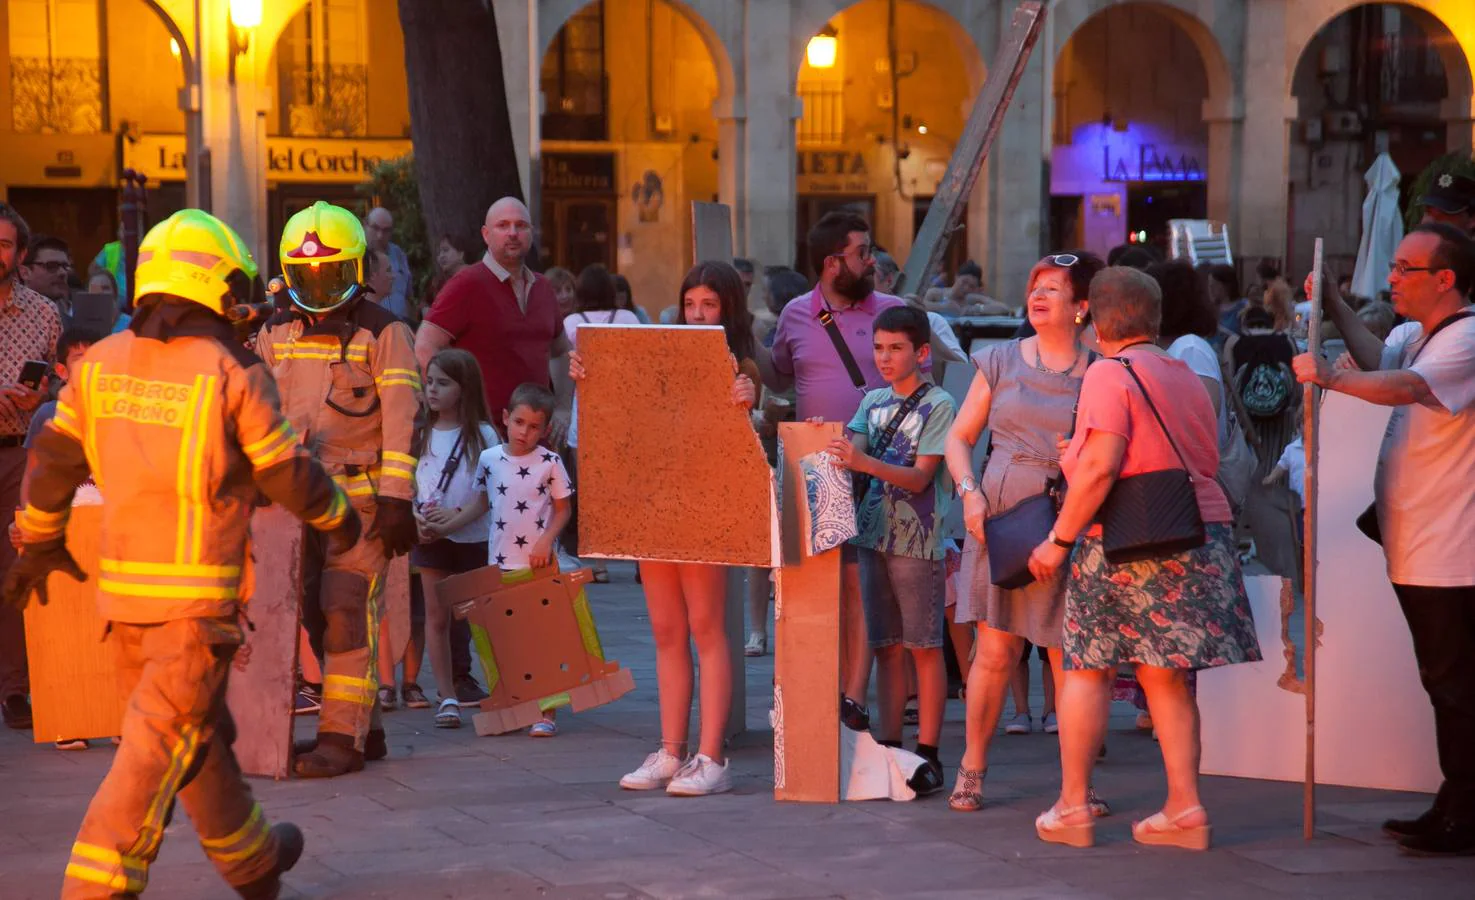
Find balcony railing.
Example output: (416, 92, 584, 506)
(285, 63, 369, 137)
(797, 83, 844, 146)
(10, 56, 103, 134)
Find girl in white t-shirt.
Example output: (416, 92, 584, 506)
(412, 349, 499, 729)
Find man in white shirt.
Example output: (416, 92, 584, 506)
(1294, 223, 1475, 858)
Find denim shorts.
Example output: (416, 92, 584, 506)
(857, 547, 946, 650)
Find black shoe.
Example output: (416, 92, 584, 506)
(840, 695, 870, 732)
(455, 675, 489, 707)
(294, 728, 386, 762)
(2, 694, 31, 730)
(293, 733, 365, 778)
(1397, 817, 1475, 857)
(234, 822, 304, 899)
(1384, 806, 1443, 839)
(907, 758, 945, 797)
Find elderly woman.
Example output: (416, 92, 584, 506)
(1027, 267, 1260, 851)
(943, 251, 1107, 812)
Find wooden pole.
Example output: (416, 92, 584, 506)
(1303, 239, 1324, 840)
(895, 1, 1046, 294)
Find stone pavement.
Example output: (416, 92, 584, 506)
(2, 562, 1471, 899)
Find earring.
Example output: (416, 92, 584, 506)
(1074, 313, 1085, 325)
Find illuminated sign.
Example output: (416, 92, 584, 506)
(797, 150, 870, 193)
(130, 135, 412, 184)
(1102, 144, 1204, 183)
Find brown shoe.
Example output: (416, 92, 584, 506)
(293, 733, 364, 778)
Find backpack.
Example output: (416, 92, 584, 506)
(1237, 358, 1295, 419)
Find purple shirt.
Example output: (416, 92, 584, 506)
(771, 288, 905, 423)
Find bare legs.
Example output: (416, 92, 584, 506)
(420, 569, 456, 700)
(840, 553, 872, 708)
(1136, 665, 1207, 826)
(960, 627, 1025, 771)
(745, 567, 770, 646)
(640, 560, 731, 761)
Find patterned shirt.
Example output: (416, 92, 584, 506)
(474, 445, 573, 570)
(846, 383, 956, 560)
(0, 282, 62, 436)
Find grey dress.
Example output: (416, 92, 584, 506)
(956, 341, 1087, 648)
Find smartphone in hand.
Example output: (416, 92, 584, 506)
(17, 360, 49, 392)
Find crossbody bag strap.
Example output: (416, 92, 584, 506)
(817, 303, 868, 391)
(870, 383, 932, 460)
(435, 430, 467, 495)
(1115, 357, 1195, 476)
(1409, 309, 1475, 366)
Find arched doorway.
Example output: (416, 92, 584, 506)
(793, 0, 983, 283)
(538, 0, 724, 313)
(1288, 2, 1475, 279)
(1050, 2, 1222, 262)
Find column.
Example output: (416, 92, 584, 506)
(1237, 0, 1295, 264)
(199, 1, 269, 270)
(1203, 95, 1244, 239)
(741, 0, 798, 268)
(715, 96, 748, 254)
(493, 0, 539, 205)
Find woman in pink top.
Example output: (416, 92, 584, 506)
(1026, 267, 1260, 852)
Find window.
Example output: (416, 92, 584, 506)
(7, 0, 105, 134)
(541, 2, 606, 141)
(277, 0, 368, 137)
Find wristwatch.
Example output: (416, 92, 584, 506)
(959, 477, 977, 494)
(1048, 529, 1076, 549)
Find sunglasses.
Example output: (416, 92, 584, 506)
(1044, 254, 1079, 267)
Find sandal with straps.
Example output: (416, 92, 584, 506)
(1132, 805, 1211, 850)
(1036, 803, 1095, 848)
(434, 697, 462, 729)
(947, 766, 986, 812)
(1087, 787, 1111, 818)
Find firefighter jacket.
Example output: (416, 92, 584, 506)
(16, 303, 352, 624)
(255, 301, 420, 506)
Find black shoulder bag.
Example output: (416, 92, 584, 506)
(1098, 356, 1207, 565)
(853, 384, 932, 502)
(817, 301, 868, 392)
(1355, 309, 1475, 544)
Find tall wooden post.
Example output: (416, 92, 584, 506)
(1303, 238, 1323, 840)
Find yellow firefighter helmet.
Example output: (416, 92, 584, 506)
(132, 209, 259, 315)
(278, 201, 367, 313)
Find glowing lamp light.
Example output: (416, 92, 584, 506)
(806, 26, 838, 69)
(229, 0, 263, 30)
(917, 124, 928, 135)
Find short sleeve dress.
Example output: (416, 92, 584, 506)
(955, 341, 1086, 648)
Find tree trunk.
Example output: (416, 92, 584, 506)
(397, 0, 523, 251)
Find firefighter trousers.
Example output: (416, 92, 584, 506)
(63, 617, 280, 899)
(302, 500, 387, 752)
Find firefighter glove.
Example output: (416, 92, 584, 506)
(1, 538, 86, 611)
(366, 496, 416, 557)
(324, 503, 363, 558)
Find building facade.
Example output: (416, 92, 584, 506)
(1, 0, 1473, 307)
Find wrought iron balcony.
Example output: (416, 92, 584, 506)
(284, 63, 369, 137)
(9, 56, 103, 134)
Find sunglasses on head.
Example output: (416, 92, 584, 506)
(1044, 254, 1079, 267)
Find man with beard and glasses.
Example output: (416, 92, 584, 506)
(0, 204, 62, 731)
(763, 210, 903, 737)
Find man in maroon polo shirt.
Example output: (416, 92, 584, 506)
(415, 197, 571, 444)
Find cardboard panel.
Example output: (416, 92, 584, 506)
(578, 325, 776, 566)
(228, 505, 303, 779)
(773, 422, 843, 803)
(383, 554, 411, 667)
(25, 505, 125, 743)
(437, 565, 634, 736)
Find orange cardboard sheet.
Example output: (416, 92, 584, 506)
(576, 325, 778, 567)
(773, 422, 843, 802)
(436, 565, 634, 735)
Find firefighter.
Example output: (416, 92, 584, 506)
(1, 209, 361, 899)
(256, 201, 420, 778)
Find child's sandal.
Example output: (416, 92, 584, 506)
(947, 765, 986, 812)
(434, 697, 461, 729)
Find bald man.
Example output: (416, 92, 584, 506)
(416, 198, 571, 444)
(364, 207, 412, 320)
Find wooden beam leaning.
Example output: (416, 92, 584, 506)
(895, 1, 1046, 295)
(1303, 239, 1324, 839)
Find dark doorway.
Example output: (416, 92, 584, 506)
(7, 187, 116, 270)
(540, 195, 615, 274)
(1126, 183, 1206, 257)
(1049, 195, 1084, 253)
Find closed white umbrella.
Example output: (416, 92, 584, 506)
(1351, 153, 1404, 300)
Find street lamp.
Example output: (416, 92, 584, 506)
(228, 0, 262, 84)
(806, 25, 838, 69)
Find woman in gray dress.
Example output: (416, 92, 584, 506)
(943, 251, 1106, 811)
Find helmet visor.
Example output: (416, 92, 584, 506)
(285, 259, 360, 311)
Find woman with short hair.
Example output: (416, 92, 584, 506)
(1027, 266, 1260, 851)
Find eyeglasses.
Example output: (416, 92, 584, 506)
(33, 260, 72, 273)
(1044, 254, 1079, 267)
(1390, 260, 1446, 276)
(832, 244, 875, 262)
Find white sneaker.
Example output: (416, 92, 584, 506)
(1043, 712, 1059, 734)
(1005, 712, 1032, 735)
(619, 748, 685, 790)
(666, 753, 732, 796)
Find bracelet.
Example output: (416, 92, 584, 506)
(1048, 529, 1076, 549)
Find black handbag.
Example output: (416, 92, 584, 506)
(984, 477, 1063, 589)
(1098, 357, 1207, 565)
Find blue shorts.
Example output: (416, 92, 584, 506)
(857, 547, 946, 650)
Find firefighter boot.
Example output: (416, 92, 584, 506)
(293, 732, 364, 778)
(233, 823, 305, 900)
(293, 727, 386, 761)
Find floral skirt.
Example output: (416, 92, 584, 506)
(1062, 523, 1261, 671)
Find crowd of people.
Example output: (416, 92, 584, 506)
(0, 171, 1473, 896)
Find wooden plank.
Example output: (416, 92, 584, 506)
(773, 422, 843, 803)
(1303, 239, 1324, 838)
(227, 505, 303, 779)
(25, 505, 125, 743)
(896, 1, 1046, 294)
(691, 201, 735, 264)
(383, 554, 411, 669)
(578, 325, 777, 566)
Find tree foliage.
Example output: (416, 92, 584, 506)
(357, 154, 432, 298)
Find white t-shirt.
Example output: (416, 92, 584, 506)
(1168, 334, 1228, 442)
(565, 309, 642, 448)
(1375, 315, 1475, 586)
(415, 423, 499, 544)
(1276, 436, 1305, 507)
(475, 445, 574, 570)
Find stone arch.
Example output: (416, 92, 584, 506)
(1285, 0, 1475, 103)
